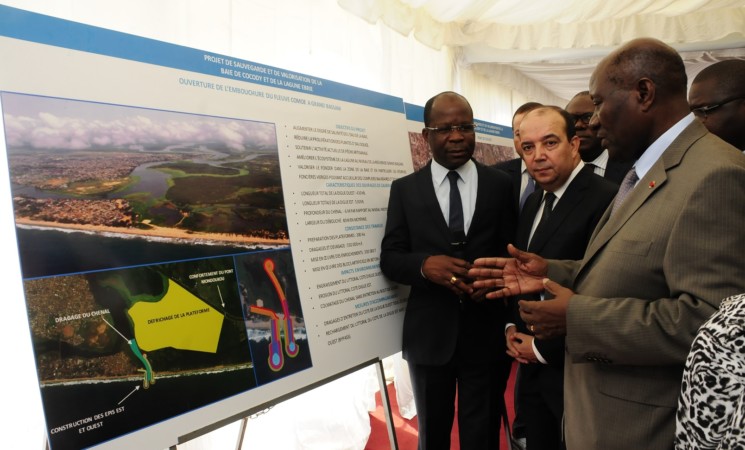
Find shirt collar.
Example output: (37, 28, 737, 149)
(546, 161, 585, 201)
(634, 113, 695, 180)
(431, 158, 476, 185)
(589, 149, 609, 169)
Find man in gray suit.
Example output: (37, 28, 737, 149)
(469, 38, 745, 450)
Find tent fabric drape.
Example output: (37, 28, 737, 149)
(339, 0, 745, 101)
(339, 0, 745, 51)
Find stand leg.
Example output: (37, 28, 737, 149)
(235, 417, 248, 450)
(375, 360, 399, 450)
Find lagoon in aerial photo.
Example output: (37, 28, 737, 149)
(1, 92, 290, 278)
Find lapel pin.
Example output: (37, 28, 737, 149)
(648, 181, 656, 188)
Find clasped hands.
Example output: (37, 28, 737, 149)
(465, 244, 575, 340)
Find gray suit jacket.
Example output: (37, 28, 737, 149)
(546, 120, 745, 450)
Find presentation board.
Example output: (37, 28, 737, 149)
(0, 6, 410, 450)
(0, 6, 516, 450)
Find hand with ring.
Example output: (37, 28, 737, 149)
(420, 255, 473, 296)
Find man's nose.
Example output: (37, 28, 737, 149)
(533, 145, 547, 159)
(589, 111, 600, 127)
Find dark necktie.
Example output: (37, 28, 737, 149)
(519, 175, 535, 211)
(447, 171, 465, 240)
(528, 192, 555, 251)
(611, 168, 638, 216)
(537, 192, 556, 228)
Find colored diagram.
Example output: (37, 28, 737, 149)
(249, 258, 300, 371)
(238, 250, 311, 383)
(128, 278, 225, 353)
(24, 256, 257, 450)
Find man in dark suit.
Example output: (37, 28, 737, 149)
(565, 91, 632, 184)
(506, 105, 617, 450)
(381, 91, 516, 450)
(494, 102, 543, 211)
(470, 38, 745, 450)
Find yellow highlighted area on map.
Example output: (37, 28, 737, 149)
(128, 279, 224, 353)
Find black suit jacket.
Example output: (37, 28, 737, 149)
(493, 157, 523, 212)
(512, 166, 616, 406)
(381, 160, 516, 365)
(603, 158, 634, 185)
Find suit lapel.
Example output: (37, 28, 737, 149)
(529, 169, 591, 252)
(605, 159, 633, 185)
(416, 162, 451, 239)
(470, 162, 490, 238)
(580, 121, 706, 273)
(517, 190, 542, 249)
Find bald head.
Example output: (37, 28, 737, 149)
(589, 38, 690, 161)
(601, 38, 687, 99)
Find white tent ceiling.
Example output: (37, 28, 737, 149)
(339, 0, 745, 102)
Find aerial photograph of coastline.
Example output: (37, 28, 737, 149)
(2, 92, 288, 278)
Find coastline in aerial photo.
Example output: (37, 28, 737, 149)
(26, 257, 258, 450)
(1, 92, 289, 278)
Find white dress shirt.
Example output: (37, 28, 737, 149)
(587, 149, 610, 177)
(431, 159, 477, 234)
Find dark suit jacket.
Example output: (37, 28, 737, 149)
(603, 158, 634, 185)
(493, 157, 523, 212)
(511, 166, 616, 415)
(381, 160, 516, 365)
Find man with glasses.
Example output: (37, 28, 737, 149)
(689, 59, 745, 152)
(381, 91, 516, 450)
(565, 91, 632, 184)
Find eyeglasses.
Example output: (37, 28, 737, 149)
(690, 95, 745, 120)
(424, 123, 477, 135)
(571, 113, 594, 125)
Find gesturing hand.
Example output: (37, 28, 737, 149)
(518, 279, 573, 339)
(468, 244, 548, 299)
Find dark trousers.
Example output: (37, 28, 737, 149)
(518, 365, 564, 450)
(408, 345, 510, 450)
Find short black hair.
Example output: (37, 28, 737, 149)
(423, 91, 472, 127)
(692, 59, 745, 97)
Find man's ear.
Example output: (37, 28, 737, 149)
(636, 78, 656, 112)
(569, 135, 581, 155)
